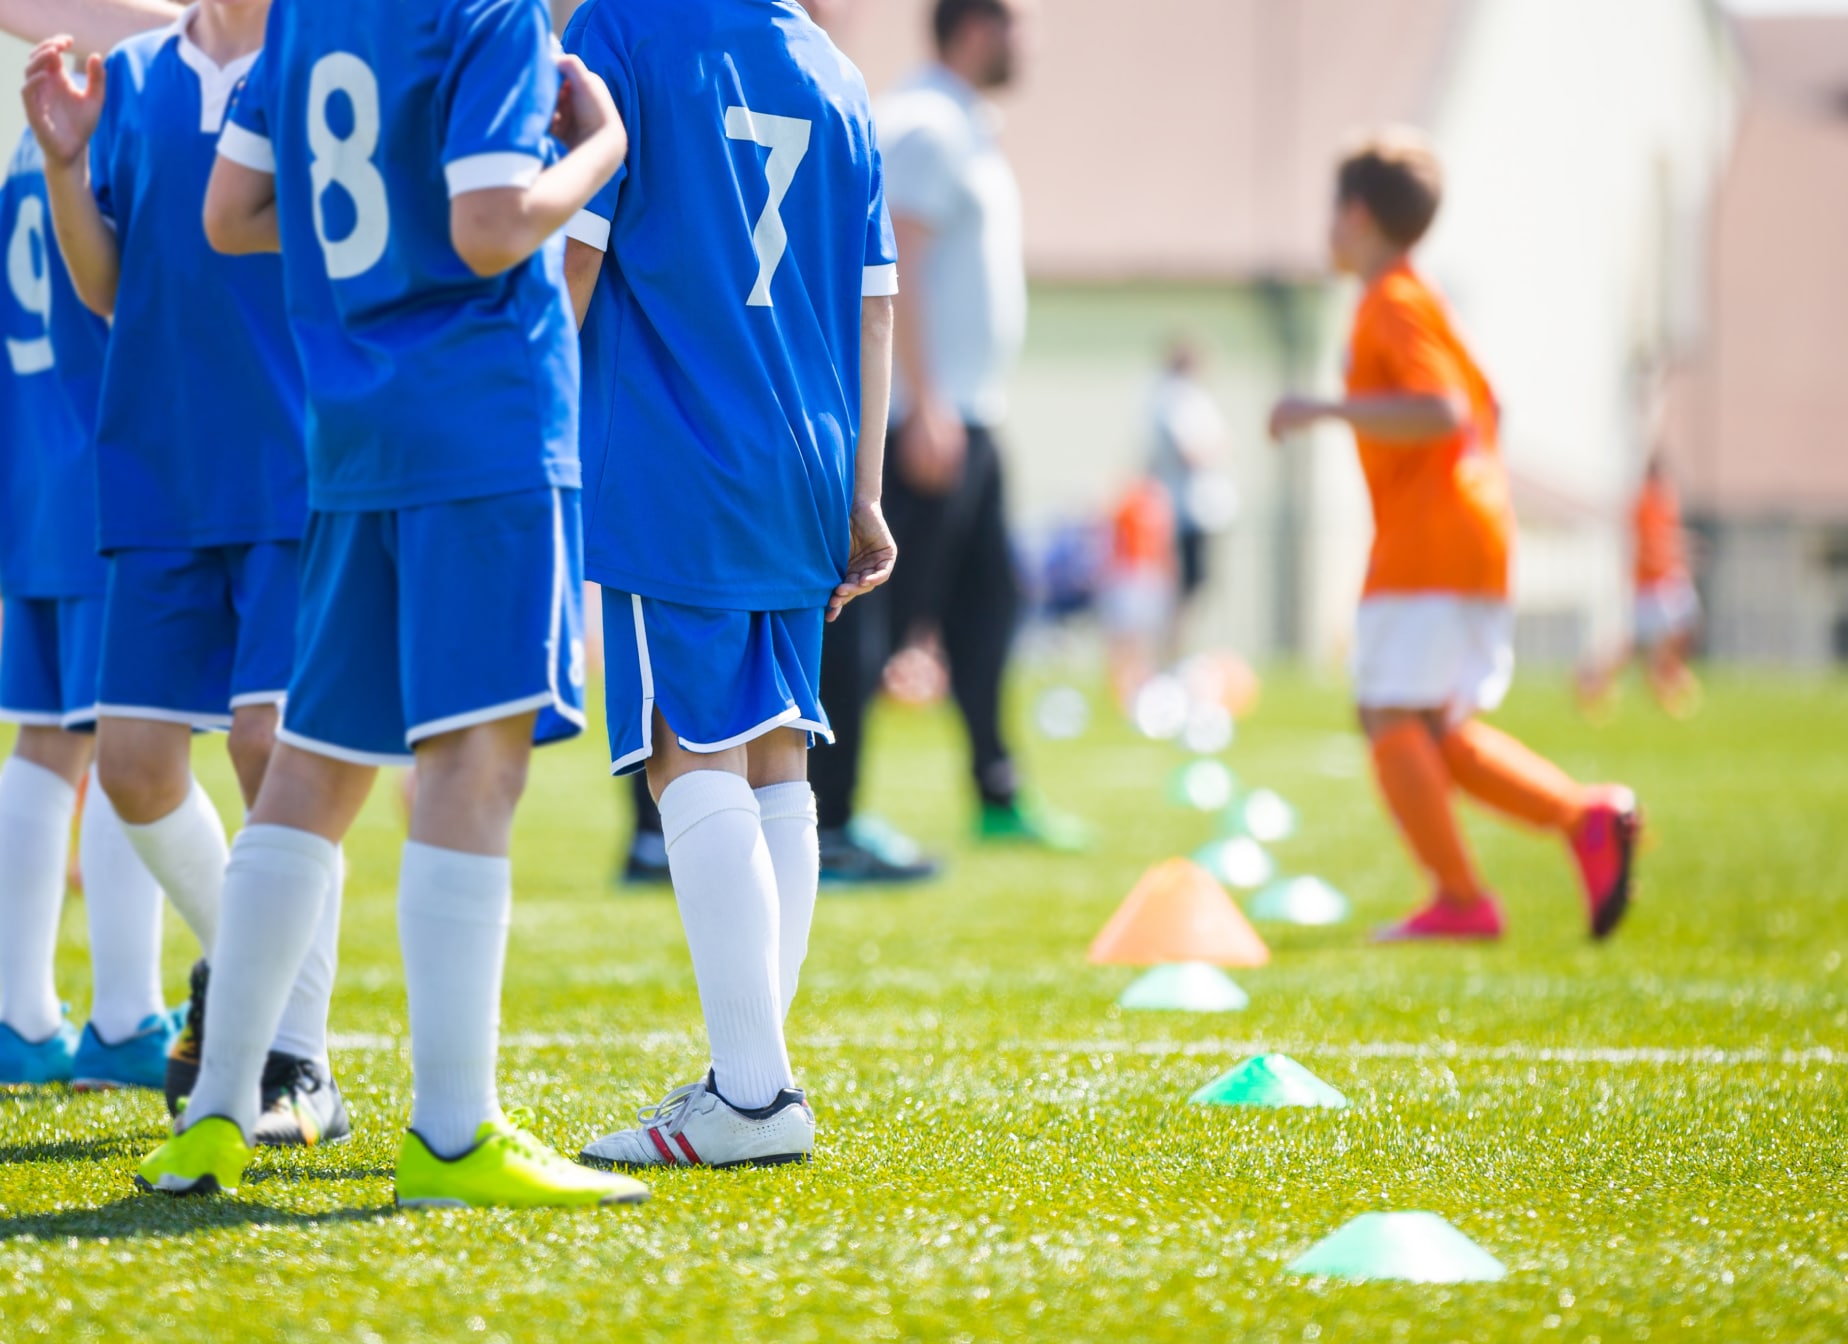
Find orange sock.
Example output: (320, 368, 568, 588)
(1439, 719, 1588, 834)
(1370, 721, 1483, 902)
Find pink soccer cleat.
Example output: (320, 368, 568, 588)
(1373, 893, 1506, 943)
(1572, 786, 1642, 940)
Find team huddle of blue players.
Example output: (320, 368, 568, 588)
(0, 0, 899, 1209)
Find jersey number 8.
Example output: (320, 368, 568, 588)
(309, 53, 391, 281)
(5, 197, 55, 376)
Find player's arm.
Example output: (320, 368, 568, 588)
(565, 238, 602, 328)
(0, 0, 177, 54)
(21, 39, 118, 317)
(202, 156, 278, 256)
(831, 295, 899, 621)
(450, 53, 625, 278)
(1268, 391, 1468, 444)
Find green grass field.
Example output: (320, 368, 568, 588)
(1, 670, 1844, 1342)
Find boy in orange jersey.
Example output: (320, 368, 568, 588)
(1269, 129, 1641, 941)
(1579, 454, 1701, 716)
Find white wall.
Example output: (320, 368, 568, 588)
(0, 36, 27, 158)
(1305, 0, 1737, 663)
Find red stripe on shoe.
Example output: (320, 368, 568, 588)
(674, 1134, 702, 1165)
(647, 1128, 678, 1165)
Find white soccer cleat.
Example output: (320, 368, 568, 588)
(578, 1073, 814, 1170)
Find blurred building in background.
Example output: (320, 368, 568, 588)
(1666, 13, 1848, 665)
(14, 2, 1840, 666)
(836, 0, 1739, 666)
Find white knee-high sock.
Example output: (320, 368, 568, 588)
(0, 758, 76, 1041)
(78, 765, 165, 1042)
(183, 825, 337, 1137)
(120, 778, 226, 955)
(270, 847, 343, 1065)
(400, 841, 511, 1158)
(755, 783, 819, 1024)
(660, 771, 792, 1110)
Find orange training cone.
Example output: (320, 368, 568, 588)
(1088, 858, 1270, 967)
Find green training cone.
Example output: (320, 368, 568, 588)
(1168, 760, 1237, 812)
(1193, 836, 1275, 891)
(1286, 1212, 1508, 1283)
(1188, 1053, 1348, 1109)
(1234, 788, 1298, 843)
(1248, 876, 1350, 926)
(1118, 962, 1249, 1012)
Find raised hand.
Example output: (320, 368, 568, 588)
(21, 38, 105, 169)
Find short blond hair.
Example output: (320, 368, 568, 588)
(1337, 127, 1444, 249)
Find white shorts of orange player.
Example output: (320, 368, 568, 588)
(1352, 595, 1514, 726)
(1634, 578, 1700, 649)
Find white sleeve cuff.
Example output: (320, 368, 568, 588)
(862, 263, 899, 297)
(444, 151, 544, 198)
(564, 209, 612, 252)
(216, 122, 276, 174)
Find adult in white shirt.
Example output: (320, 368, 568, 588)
(812, 0, 1086, 858)
(1148, 339, 1235, 620)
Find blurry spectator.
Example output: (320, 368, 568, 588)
(1578, 454, 1702, 717)
(1099, 478, 1178, 707)
(1147, 339, 1235, 654)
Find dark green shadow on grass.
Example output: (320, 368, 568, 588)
(0, 1196, 396, 1243)
(1, 1135, 164, 1167)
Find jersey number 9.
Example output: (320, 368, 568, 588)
(5, 197, 55, 376)
(309, 54, 391, 281)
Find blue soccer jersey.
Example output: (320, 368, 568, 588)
(563, 0, 898, 612)
(218, 0, 579, 512)
(0, 132, 107, 599)
(89, 15, 306, 551)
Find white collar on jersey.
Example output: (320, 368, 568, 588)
(162, 3, 261, 134)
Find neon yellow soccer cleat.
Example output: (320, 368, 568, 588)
(396, 1109, 651, 1210)
(135, 1115, 253, 1196)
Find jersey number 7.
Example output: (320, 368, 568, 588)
(725, 106, 811, 309)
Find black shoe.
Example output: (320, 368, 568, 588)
(619, 835, 671, 887)
(253, 1053, 352, 1148)
(819, 820, 940, 886)
(164, 958, 209, 1116)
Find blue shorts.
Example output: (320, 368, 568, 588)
(280, 488, 586, 767)
(602, 589, 831, 776)
(0, 595, 105, 730)
(98, 543, 298, 730)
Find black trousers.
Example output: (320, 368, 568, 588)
(810, 423, 1020, 825)
(633, 423, 1021, 843)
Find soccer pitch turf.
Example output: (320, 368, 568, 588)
(1, 671, 1843, 1342)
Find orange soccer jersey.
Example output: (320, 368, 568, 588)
(1632, 475, 1688, 589)
(1345, 261, 1514, 600)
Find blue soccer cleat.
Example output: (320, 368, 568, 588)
(0, 1019, 79, 1086)
(72, 1008, 184, 1092)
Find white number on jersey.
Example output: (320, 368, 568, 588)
(5, 196, 54, 375)
(724, 106, 812, 308)
(308, 53, 391, 281)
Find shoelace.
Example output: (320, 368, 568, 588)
(633, 1082, 706, 1138)
(261, 1055, 324, 1100)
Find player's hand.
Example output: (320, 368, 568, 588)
(896, 399, 967, 496)
(552, 52, 621, 152)
(1267, 395, 1327, 442)
(829, 499, 897, 622)
(22, 39, 104, 169)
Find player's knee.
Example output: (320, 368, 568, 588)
(226, 713, 278, 780)
(95, 741, 188, 822)
(11, 727, 93, 787)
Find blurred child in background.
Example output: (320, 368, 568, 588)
(1270, 128, 1642, 943)
(1579, 454, 1702, 717)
